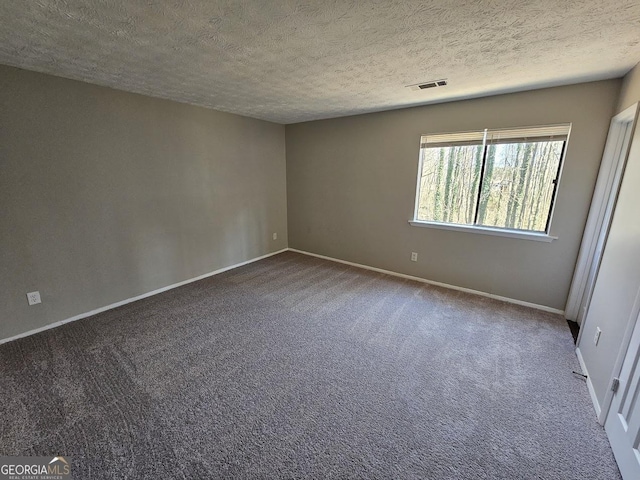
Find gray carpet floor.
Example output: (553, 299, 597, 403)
(0, 251, 621, 479)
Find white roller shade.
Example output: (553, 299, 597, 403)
(420, 131, 485, 148)
(420, 124, 571, 148)
(486, 124, 571, 143)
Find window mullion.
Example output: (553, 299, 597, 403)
(543, 140, 567, 233)
(473, 132, 489, 226)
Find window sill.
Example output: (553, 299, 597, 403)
(408, 220, 558, 242)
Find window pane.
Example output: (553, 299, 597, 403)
(476, 140, 564, 232)
(417, 145, 483, 224)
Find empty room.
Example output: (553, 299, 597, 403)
(2, 1, 640, 479)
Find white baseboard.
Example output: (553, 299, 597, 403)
(1, 246, 564, 346)
(288, 248, 565, 315)
(0, 249, 288, 346)
(576, 346, 603, 423)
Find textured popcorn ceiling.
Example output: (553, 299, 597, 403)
(1, 1, 639, 124)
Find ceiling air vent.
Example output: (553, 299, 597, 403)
(407, 79, 448, 91)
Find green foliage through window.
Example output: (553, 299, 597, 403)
(414, 125, 569, 233)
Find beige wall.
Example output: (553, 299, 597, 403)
(0, 65, 287, 341)
(286, 81, 620, 310)
(617, 62, 640, 112)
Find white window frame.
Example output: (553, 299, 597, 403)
(409, 124, 571, 242)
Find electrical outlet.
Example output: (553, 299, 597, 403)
(273, 232, 277, 240)
(411, 252, 418, 262)
(27, 291, 41, 306)
(594, 327, 602, 346)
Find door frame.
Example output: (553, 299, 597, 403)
(567, 103, 639, 325)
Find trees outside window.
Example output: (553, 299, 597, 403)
(414, 125, 569, 234)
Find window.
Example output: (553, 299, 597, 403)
(411, 124, 570, 238)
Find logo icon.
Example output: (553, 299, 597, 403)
(1, 456, 72, 479)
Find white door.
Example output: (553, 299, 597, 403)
(577, 106, 640, 423)
(575, 120, 634, 324)
(605, 309, 640, 479)
(567, 103, 638, 324)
